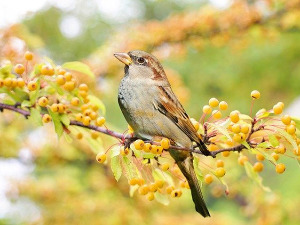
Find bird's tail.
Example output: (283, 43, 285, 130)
(176, 156, 210, 217)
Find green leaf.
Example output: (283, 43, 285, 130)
(276, 129, 297, 151)
(28, 108, 42, 126)
(21, 100, 32, 108)
(244, 161, 271, 192)
(59, 114, 70, 127)
(208, 121, 232, 141)
(155, 192, 169, 205)
(111, 155, 122, 181)
(88, 95, 106, 114)
(62, 61, 95, 78)
(257, 141, 272, 148)
(63, 133, 73, 144)
(241, 141, 250, 149)
(269, 134, 279, 147)
(239, 114, 253, 121)
(153, 169, 174, 186)
(48, 107, 63, 137)
(29, 79, 41, 104)
(256, 111, 270, 119)
(122, 156, 137, 180)
(0, 64, 12, 78)
(86, 137, 104, 154)
(110, 146, 120, 158)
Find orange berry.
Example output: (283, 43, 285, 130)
(161, 138, 170, 149)
(275, 145, 286, 154)
(204, 174, 213, 184)
(166, 186, 175, 194)
(273, 104, 283, 115)
(75, 113, 83, 122)
(120, 146, 130, 156)
(64, 72, 72, 81)
(286, 124, 296, 135)
(42, 114, 51, 123)
(134, 140, 144, 150)
(79, 83, 89, 92)
(222, 151, 230, 157)
(82, 116, 91, 126)
(149, 183, 158, 192)
(240, 124, 249, 134)
(275, 163, 286, 174)
(24, 51, 33, 60)
(202, 105, 212, 114)
(155, 180, 165, 188)
(79, 90, 88, 98)
(4, 78, 12, 87)
(64, 81, 75, 91)
(138, 185, 149, 195)
(76, 133, 83, 139)
(238, 155, 248, 166)
(209, 97, 219, 107)
(230, 111, 240, 123)
(281, 115, 291, 125)
(212, 110, 222, 119)
(50, 103, 59, 112)
(256, 153, 265, 161)
(215, 167, 226, 177)
(251, 90, 260, 99)
(171, 189, 182, 198)
(56, 75, 66, 85)
(57, 103, 66, 113)
(27, 81, 37, 91)
(219, 101, 228, 110)
(216, 159, 224, 167)
(41, 65, 53, 75)
(57, 68, 66, 75)
(14, 64, 25, 75)
(253, 162, 264, 172)
(147, 192, 155, 201)
(38, 97, 49, 107)
(271, 152, 279, 161)
(90, 111, 97, 120)
(11, 78, 17, 88)
(71, 97, 80, 106)
(96, 153, 106, 163)
(91, 131, 99, 139)
(143, 143, 152, 152)
(17, 78, 25, 88)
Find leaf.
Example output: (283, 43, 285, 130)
(59, 114, 70, 127)
(62, 61, 95, 78)
(155, 192, 170, 205)
(110, 146, 120, 158)
(257, 141, 272, 148)
(122, 156, 137, 180)
(63, 133, 73, 144)
(0, 64, 12, 78)
(153, 169, 174, 186)
(292, 117, 300, 131)
(86, 137, 104, 154)
(28, 108, 42, 126)
(88, 95, 106, 114)
(21, 100, 32, 108)
(239, 114, 253, 121)
(29, 79, 41, 104)
(257, 111, 270, 119)
(129, 184, 139, 197)
(111, 155, 122, 181)
(208, 122, 232, 140)
(276, 129, 297, 151)
(244, 161, 271, 192)
(241, 141, 250, 149)
(269, 134, 279, 147)
(48, 107, 63, 137)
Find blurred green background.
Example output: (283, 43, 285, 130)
(1, 0, 300, 224)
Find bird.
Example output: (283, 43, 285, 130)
(114, 50, 211, 217)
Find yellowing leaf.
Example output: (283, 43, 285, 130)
(62, 61, 95, 78)
(111, 155, 122, 181)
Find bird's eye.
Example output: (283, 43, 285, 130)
(137, 57, 145, 64)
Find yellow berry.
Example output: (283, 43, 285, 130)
(160, 163, 170, 171)
(222, 151, 230, 157)
(212, 110, 222, 119)
(90, 111, 97, 120)
(11, 78, 17, 88)
(79, 90, 88, 98)
(14, 64, 25, 75)
(56, 75, 66, 85)
(64, 72, 72, 81)
(230, 111, 240, 123)
(27, 81, 37, 91)
(273, 104, 283, 115)
(76, 133, 83, 139)
(202, 105, 212, 114)
(134, 140, 144, 150)
(253, 162, 264, 172)
(233, 133, 242, 142)
(96, 117, 105, 126)
(256, 153, 265, 161)
(275, 163, 286, 174)
(57, 68, 66, 75)
(38, 97, 48, 107)
(281, 115, 291, 125)
(251, 90, 260, 99)
(204, 174, 213, 184)
(0, 79, 3, 87)
(240, 124, 249, 134)
(209, 97, 219, 107)
(160, 138, 170, 149)
(143, 143, 152, 152)
(120, 146, 130, 156)
(277, 102, 284, 108)
(216, 159, 224, 167)
(149, 183, 158, 192)
(286, 124, 296, 135)
(57, 103, 66, 113)
(166, 186, 175, 194)
(232, 124, 241, 133)
(271, 152, 279, 161)
(4, 78, 12, 87)
(41, 65, 54, 76)
(147, 192, 155, 201)
(91, 131, 99, 139)
(50, 103, 59, 112)
(215, 167, 226, 177)
(79, 83, 89, 92)
(42, 114, 51, 123)
(24, 51, 33, 60)
(96, 153, 106, 163)
(71, 97, 80, 106)
(155, 180, 165, 188)
(171, 189, 182, 198)
(82, 116, 91, 126)
(64, 81, 75, 91)
(75, 113, 83, 122)
(219, 101, 228, 110)
(83, 109, 92, 117)
(238, 155, 248, 166)
(17, 78, 25, 88)
(138, 185, 149, 195)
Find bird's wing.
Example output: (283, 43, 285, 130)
(154, 86, 200, 144)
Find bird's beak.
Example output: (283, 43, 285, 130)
(114, 52, 132, 66)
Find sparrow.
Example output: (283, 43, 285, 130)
(114, 50, 211, 217)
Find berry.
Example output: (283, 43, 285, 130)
(129, 178, 139, 186)
(150, 145, 158, 154)
(251, 90, 260, 99)
(81, 104, 89, 112)
(143, 143, 152, 152)
(82, 116, 91, 126)
(24, 51, 33, 60)
(271, 153, 279, 161)
(14, 64, 25, 75)
(27, 81, 37, 91)
(277, 102, 284, 108)
(202, 105, 212, 114)
(286, 124, 296, 135)
(149, 183, 158, 192)
(79, 83, 89, 92)
(155, 180, 165, 188)
(166, 186, 175, 194)
(147, 192, 155, 201)
(161, 138, 170, 149)
(42, 114, 51, 123)
(253, 162, 264, 172)
(256, 153, 265, 161)
(4, 78, 12, 87)
(75, 113, 83, 122)
(276, 163, 286, 174)
(134, 140, 144, 150)
(83, 109, 92, 116)
(64, 72, 72, 81)
(0, 79, 3, 87)
(58, 103, 66, 113)
(17, 78, 25, 88)
(64, 81, 75, 91)
(216, 159, 224, 167)
(57, 68, 66, 75)
(41, 65, 54, 76)
(273, 104, 283, 115)
(219, 101, 228, 110)
(76, 133, 83, 139)
(204, 174, 213, 184)
(230, 111, 240, 123)
(51, 103, 59, 112)
(233, 133, 243, 142)
(238, 155, 248, 166)
(71, 97, 80, 106)
(56, 75, 66, 85)
(138, 185, 149, 195)
(96, 153, 106, 163)
(96, 117, 105, 126)
(171, 189, 182, 198)
(281, 115, 291, 125)
(79, 90, 88, 98)
(212, 110, 222, 119)
(240, 124, 249, 134)
(209, 98, 219, 107)
(120, 146, 130, 156)
(215, 167, 226, 177)
(11, 78, 17, 88)
(222, 151, 230, 157)
(160, 163, 170, 171)
(232, 124, 241, 133)
(38, 97, 48, 107)
(90, 111, 97, 120)
(91, 131, 99, 139)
